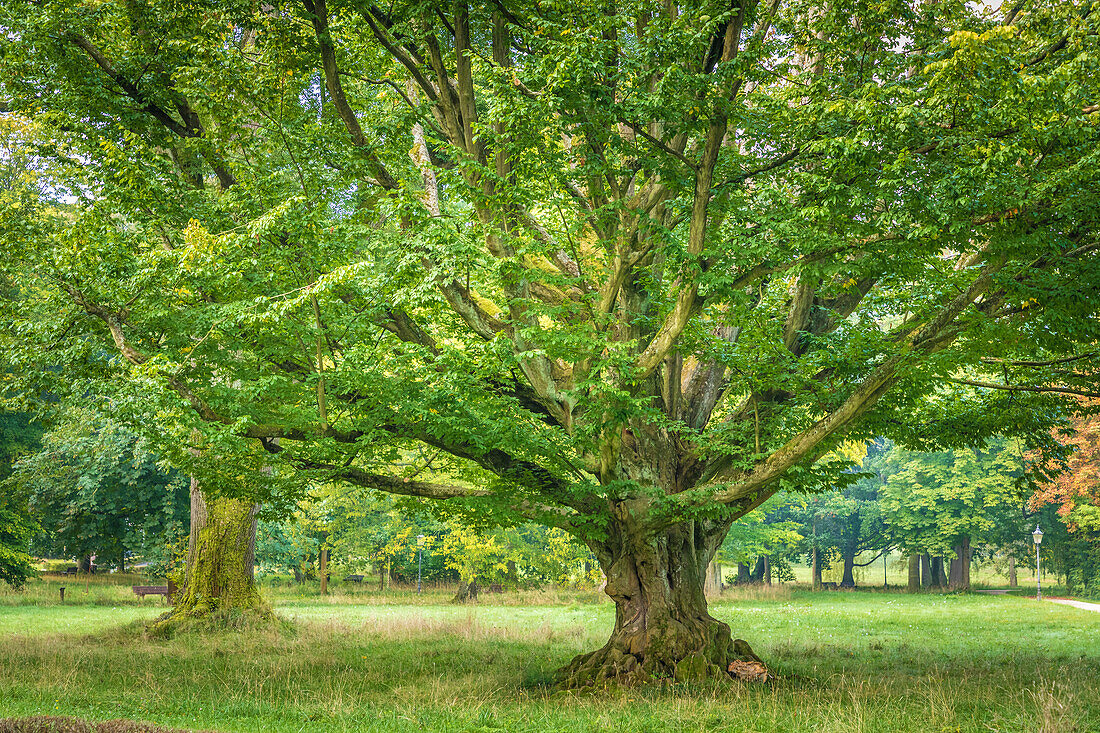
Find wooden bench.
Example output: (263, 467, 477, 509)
(132, 585, 170, 599)
(343, 574, 364, 583)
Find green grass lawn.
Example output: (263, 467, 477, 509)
(0, 585, 1097, 733)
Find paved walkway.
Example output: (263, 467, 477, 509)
(1047, 598, 1100, 613)
(974, 590, 1100, 612)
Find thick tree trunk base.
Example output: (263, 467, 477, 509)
(147, 604, 283, 637)
(560, 519, 771, 688)
(556, 617, 766, 688)
(149, 490, 272, 635)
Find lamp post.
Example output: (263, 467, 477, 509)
(1032, 525, 1043, 601)
(417, 534, 425, 594)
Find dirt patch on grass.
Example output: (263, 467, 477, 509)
(0, 717, 212, 733)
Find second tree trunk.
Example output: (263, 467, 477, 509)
(160, 479, 266, 625)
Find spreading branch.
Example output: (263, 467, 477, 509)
(944, 378, 1100, 399)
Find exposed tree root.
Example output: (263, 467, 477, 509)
(556, 632, 767, 689)
(145, 604, 289, 638)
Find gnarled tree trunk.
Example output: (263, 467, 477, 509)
(157, 478, 267, 627)
(907, 555, 921, 592)
(557, 520, 762, 688)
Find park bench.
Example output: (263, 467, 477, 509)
(343, 574, 364, 583)
(61, 568, 78, 576)
(132, 585, 170, 599)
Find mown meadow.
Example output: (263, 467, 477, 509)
(0, 576, 1097, 733)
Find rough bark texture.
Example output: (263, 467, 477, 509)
(907, 555, 921, 593)
(920, 554, 932, 588)
(948, 536, 971, 590)
(703, 561, 722, 597)
(1008, 556, 1017, 587)
(812, 548, 823, 591)
(154, 479, 267, 628)
(557, 520, 763, 688)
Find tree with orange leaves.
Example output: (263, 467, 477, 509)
(1030, 402, 1100, 595)
(1031, 404, 1100, 532)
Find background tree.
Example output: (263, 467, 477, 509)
(259, 485, 601, 592)
(781, 486, 890, 589)
(717, 499, 802, 585)
(1031, 404, 1100, 529)
(1, 0, 1098, 683)
(0, 412, 39, 588)
(1030, 402, 1100, 595)
(443, 523, 601, 600)
(0, 113, 48, 589)
(0, 479, 36, 589)
(9, 414, 190, 572)
(880, 437, 1031, 590)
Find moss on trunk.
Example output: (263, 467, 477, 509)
(557, 519, 766, 688)
(152, 481, 270, 632)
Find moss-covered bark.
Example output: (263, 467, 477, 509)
(557, 519, 765, 688)
(153, 479, 269, 630)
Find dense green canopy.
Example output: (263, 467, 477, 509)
(1, 0, 1097, 681)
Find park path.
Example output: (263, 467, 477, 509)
(975, 590, 1100, 612)
(1047, 598, 1100, 613)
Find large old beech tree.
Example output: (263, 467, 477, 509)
(2, 0, 1098, 682)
